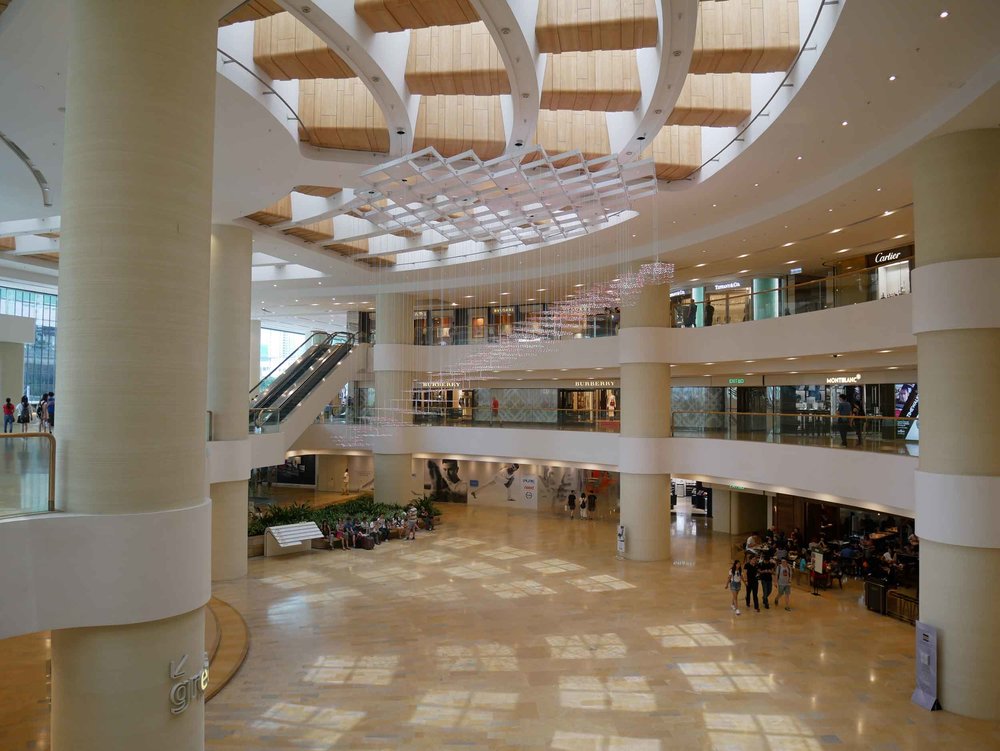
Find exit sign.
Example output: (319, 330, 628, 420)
(728, 378, 746, 385)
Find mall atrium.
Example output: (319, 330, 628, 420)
(0, 0, 999, 748)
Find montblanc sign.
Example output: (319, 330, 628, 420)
(826, 373, 862, 384)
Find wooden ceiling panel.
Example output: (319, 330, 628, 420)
(536, 0, 658, 54)
(0, 237, 15, 251)
(324, 239, 369, 257)
(283, 219, 335, 243)
(220, 0, 283, 27)
(245, 194, 293, 225)
(531, 110, 611, 167)
(642, 124, 701, 181)
(406, 22, 510, 96)
(358, 255, 396, 267)
(356, 0, 478, 33)
(667, 72, 751, 127)
(691, 0, 799, 74)
(299, 79, 391, 153)
(413, 95, 506, 159)
(541, 50, 641, 112)
(253, 12, 354, 80)
(293, 185, 343, 198)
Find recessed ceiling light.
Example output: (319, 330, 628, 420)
(703, 374, 711, 377)
(695, 263, 706, 268)
(611, 278, 620, 282)
(595, 367, 604, 371)
(939, 10, 949, 18)
(782, 242, 795, 247)
(451, 302, 458, 306)
(745, 373, 754, 376)
(526, 369, 534, 372)
(317, 281, 323, 285)
(310, 303, 319, 306)
(632, 234, 637, 238)
(361, 301, 369, 304)
(705, 362, 715, 366)
(690, 278, 700, 282)
(786, 357, 798, 361)
(879, 350, 893, 354)
(500, 291, 510, 296)
(796, 155, 803, 161)
(527, 298, 536, 301)
(488, 300, 497, 304)
(841, 120, 849, 127)
(828, 208, 834, 212)
(830, 228, 843, 234)
(737, 253, 749, 258)
(836, 248, 850, 253)
(745, 360, 756, 363)
(887, 75, 896, 82)
(294, 299, 299, 302)
(893, 234, 907, 239)
(739, 269, 750, 273)
(272, 283, 277, 287)
(536, 288, 547, 292)
(882, 210, 895, 217)
(712, 203, 718, 208)
(575, 283, 585, 288)
(753, 183, 759, 187)
(789, 371, 799, 374)
(560, 368, 567, 371)
(464, 294, 474, 298)
(785, 260, 799, 265)
(887, 366, 899, 370)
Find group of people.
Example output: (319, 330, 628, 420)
(320, 504, 431, 550)
(565, 490, 598, 520)
(835, 393, 866, 447)
(2, 392, 54, 434)
(726, 553, 794, 615)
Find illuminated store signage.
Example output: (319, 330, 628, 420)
(713, 281, 742, 291)
(728, 378, 745, 385)
(874, 250, 903, 265)
(669, 289, 688, 298)
(789, 267, 803, 275)
(414, 381, 461, 389)
(825, 373, 862, 384)
(413, 311, 427, 319)
(575, 380, 618, 388)
(492, 307, 514, 313)
(169, 653, 209, 716)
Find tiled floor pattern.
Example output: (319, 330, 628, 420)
(205, 505, 1000, 749)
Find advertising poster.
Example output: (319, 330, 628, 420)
(894, 383, 919, 440)
(424, 458, 469, 503)
(275, 455, 316, 486)
(912, 621, 941, 710)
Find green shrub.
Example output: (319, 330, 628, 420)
(247, 493, 441, 537)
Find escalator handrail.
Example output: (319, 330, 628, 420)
(250, 330, 329, 399)
(250, 332, 355, 428)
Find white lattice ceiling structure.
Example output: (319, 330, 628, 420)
(345, 146, 657, 249)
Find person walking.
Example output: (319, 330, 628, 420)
(2, 398, 14, 433)
(684, 301, 697, 328)
(567, 490, 577, 520)
(45, 392, 54, 432)
(490, 396, 501, 426)
(726, 560, 743, 615)
(774, 558, 793, 611)
(342, 467, 350, 494)
(36, 394, 49, 433)
(757, 555, 775, 610)
(16, 396, 31, 432)
(744, 554, 760, 612)
(579, 492, 588, 520)
(586, 491, 597, 521)
(836, 393, 852, 447)
(704, 300, 716, 327)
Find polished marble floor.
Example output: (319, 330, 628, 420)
(207, 505, 996, 750)
(0, 434, 51, 518)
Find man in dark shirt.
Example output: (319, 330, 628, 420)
(836, 394, 852, 446)
(744, 554, 760, 612)
(757, 556, 775, 610)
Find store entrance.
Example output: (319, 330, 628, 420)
(705, 287, 751, 325)
(558, 388, 620, 426)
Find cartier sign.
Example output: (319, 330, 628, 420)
(874, 250, 903, 264)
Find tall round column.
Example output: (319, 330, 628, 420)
(373, 293, 415, 505)
(51, 0, 218, 747)
(209, 225, 252, 581)
(618, 282, 671, 561)
(913, 129, 1000, 720)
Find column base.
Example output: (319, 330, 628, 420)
(52, 607, 206, 751)
(374, 453, 414, 506)
(919, 539, 1000, 720)
(211, 480, 249, 581)
(619, 473, 671, 561)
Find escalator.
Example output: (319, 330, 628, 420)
(249, 331, 354, 431)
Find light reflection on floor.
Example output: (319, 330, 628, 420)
(203, 504, 1000, 750)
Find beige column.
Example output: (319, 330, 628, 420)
(0, 341, 24, 402)
(619, 282, 671, 561)
(209, 226, 252, 581)
(374, 292, 415, 505)
(913, 129, 1000, 720)
(249, 319, 262, 388)
(51, 0, 218, 748)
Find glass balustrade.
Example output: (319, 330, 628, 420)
(0, 433, 56, 519)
